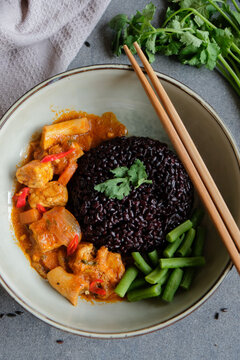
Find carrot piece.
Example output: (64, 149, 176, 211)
(58, 162, 78, 186)
(19, 208, 42, 225)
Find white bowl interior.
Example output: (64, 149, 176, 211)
(0, 67, 239, 337)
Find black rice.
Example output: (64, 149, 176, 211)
(67, 136, 193, 255)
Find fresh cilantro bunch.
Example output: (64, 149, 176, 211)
(94, 159, 153, 200)
(109, 0, 240, 96)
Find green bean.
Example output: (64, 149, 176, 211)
(159, 269, 170, 286)
(145, 267, 168, 285)
(128, 277, 147, 291)
(114, 266, 139, 297)
(162, 268, 184, 302)
(127, 283, 161, 302)
(193, 226, 206, 256)
(166, 220, 193, 243)
(191, 208, 204, 228)
(177, 228, 196, 257)
(159, 256, 206, 269)
(181, 226, 206, 290)
(132, 252, 152, 275)
(163, 234, 185, 258)
(148, 249, 159, 267)
(180, 268, 195, 290)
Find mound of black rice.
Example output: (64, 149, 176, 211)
(67, 137, 193, 255)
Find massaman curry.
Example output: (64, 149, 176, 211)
(12, 111, 127, 305)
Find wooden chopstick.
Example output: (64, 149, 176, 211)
(133, 42, 240, 253)
(123, 44, 240, 274)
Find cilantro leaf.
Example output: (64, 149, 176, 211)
(110, 166, 128, 178)
(94, 178, 131, 200)
(205, 42, 220, 70)
(163, 41, 182, 56)
(142, 2, 156, 21)
(128, 159, 153, 188)
(146, 49, 155, 63)
(94, 159, 152, 200)
(146, 33, 157, 54)
(213, 28, 233, 57)
(180, 32, 203, 47)
(109, 14, 129, 56)
(109, 14, 129, 32)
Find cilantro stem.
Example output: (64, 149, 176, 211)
(228, 49, 240, 65)
(227, 56, 240, 78)
(180, 12, 193, 26)
(161, 27, 193, 34)
(207, 0, 240, 35)
(139, 27, 193, 42)
(162, 8, 190, 28)
(216, 63, 240, 95)
(231, 0, 240, 12)
(218, 54, 240, 88)
(232, 43, 240, 57)
(149, 23, 156, 31)
(162, 7, 215, 29)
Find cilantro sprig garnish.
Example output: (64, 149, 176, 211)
(94, 159, 152, 200)
(109, 1, 240, 96)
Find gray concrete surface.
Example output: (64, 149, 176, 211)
(1, 1, 239, 359)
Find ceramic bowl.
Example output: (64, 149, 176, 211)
(0, 65, 239, 338)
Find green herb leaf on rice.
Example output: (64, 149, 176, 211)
(94, 159, 153, 200)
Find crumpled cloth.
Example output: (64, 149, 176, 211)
(0, 0, 111, 116)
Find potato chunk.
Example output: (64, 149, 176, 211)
(47, 266, 87, 306)
(28, 181, 68, 208)
(41, 118, 90, 150)
(29, 207, 80, 252)
(16, 160, 53, 188)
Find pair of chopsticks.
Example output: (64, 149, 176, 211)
(124, 42, 240, 274)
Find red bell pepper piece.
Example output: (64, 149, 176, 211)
(36, 204, 47, 213)
(41, 149, 74, 163)
(89, 279, 106, 296)
(67, 234, 79, 256)
(14, 187, 30, 208)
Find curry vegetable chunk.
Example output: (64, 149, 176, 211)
(96, 246, 125, 284)
(41, 118, 90, 150)
(68, 244, 125, 300)
(16, 160, 53, 188)
(47, 266, 87, 306)
(28, 181, 68, 208)
(29, 207, 81, 252)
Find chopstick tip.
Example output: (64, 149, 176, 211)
(133, 42, 140, 50)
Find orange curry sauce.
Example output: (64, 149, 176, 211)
(11, 110, 127, 304)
